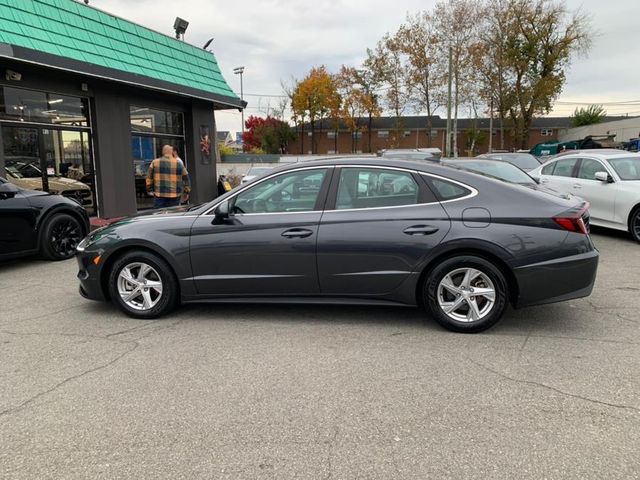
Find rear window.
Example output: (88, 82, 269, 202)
(425, 176, 472, 201)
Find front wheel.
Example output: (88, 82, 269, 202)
(40, 213, 84, 260)
(108, 251, 179, 319)
(423, 256, 509, 333)
(630, 207, 640, 243)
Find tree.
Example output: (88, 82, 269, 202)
(395, 12, 446, 145)
(488, 0, 591, 149)
(335, 66, 381, 153)
(572, 104, 606, 127)
(364, 34, 410, 147)
(243, 115, 296, 154)
(431, 0, 485, 157)
(291, 66, 341, 154)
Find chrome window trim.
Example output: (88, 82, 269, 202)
(201, 164, 481, 216)
(202, 165, 334, 216)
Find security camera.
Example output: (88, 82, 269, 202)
(6, 70, 21, 81)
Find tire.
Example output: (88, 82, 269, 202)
(107, 250, 179, 319)
(630, 207, 640, 243)
(40, 213, 85, 261)
(423, 255, 509, 333)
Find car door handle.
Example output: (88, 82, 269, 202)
(572, 183, 582, 189)
(403, 225, 439, 236)
(281, 228, 313, 238)
(540, 178, 549, 184)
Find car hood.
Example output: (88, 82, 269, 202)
(10, 176, 90, 192)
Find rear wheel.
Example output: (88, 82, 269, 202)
(630, 207, 640, 243)
(40, 213, 84, 260)
(108, 251, 179, 319)
(423, 256, 508, 333)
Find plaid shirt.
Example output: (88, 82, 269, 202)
(146, 156, 191, 198)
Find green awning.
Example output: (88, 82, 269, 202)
(0, 0, 243, 108)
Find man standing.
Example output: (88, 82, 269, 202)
(146, 144, 191, 208)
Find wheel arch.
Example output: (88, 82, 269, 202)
(627, 202, 640, 232)
(415, 245, 519, 307)
(37, 206, 89, 250)
(99, 243, 181, 301)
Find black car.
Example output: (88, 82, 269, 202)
(0, 177, 89, 261)
(76, 158, 598, 333)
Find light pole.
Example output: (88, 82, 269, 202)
(233, 66, 245, 138)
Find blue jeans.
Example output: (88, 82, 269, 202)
(153, 196, 181, 209)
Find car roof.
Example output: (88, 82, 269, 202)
(550, 149, 639, 160)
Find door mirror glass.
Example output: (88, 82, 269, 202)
(594, 171, 611, 182)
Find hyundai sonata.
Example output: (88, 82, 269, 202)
(76, 158, 598, 333)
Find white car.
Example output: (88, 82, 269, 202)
(529, 150, 640, 242)
(241, 166, 274, 184)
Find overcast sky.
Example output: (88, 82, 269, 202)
(90, 0, 639, 135)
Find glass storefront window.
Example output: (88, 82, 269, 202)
(131, 135, 185, 210)
(0, 86, 89, 127)
(130, 106, 184, 135)
(2, 127, 96, 214)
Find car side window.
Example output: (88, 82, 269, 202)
(577, 158, 606, 180)
(231, 168, 327, 214)
(550, 158, 578, 177)
(336, 168, 419, 210)
(541, 162, 555, 175)
(424, 177, 471, 201)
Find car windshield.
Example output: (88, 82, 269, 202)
(247, 167, 273, 176)
(607, 157, 640, 180)
(488, 154, 541, 170)
(448, 161, 536, 185)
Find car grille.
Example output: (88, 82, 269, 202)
(62, 189, 93, 207)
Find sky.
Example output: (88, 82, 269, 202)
(89, 0, 639, 136)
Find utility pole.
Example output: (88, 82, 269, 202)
(488, 97, 494, 153)
(446, 46, 453, 158)
(234, 66, 245, 137)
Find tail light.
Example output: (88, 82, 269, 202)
(553, 202, 590, 234)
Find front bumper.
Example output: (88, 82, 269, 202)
(513, 249, 599, 308)
(76, 251, 106, 301)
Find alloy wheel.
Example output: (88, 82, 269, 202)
(437, 267, 496, 323)
(117, 262, 164, 311)
(50, 219, 82, 258)
(633, 211, 640, 241)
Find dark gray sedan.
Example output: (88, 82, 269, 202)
(76, 158, 598, 333)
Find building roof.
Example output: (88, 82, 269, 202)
(0, 0, 244, 108)
(313, 115, 634, 131)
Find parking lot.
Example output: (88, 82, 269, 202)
(0, 229, 638, 479)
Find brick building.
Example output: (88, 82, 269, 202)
(286, 115, 628, 155)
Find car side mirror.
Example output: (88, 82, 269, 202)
(594, 171, 613, 183)
(212, 200, 230, 224)
(0, 182, 20, 198)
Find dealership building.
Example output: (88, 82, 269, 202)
(0, 0, 244, 218)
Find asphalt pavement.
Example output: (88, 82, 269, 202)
(1, 229, 639, 479)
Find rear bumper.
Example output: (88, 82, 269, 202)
(513, 249, 599, 308)
(76, 253, 106, 301)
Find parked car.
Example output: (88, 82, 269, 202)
(76, 158, 598, 333)
(380, 148, 442, 162)
(477, 152, 543, 172)
(529, 151, 640, 241)
(440, 158, 575, 199)
(5, 158, 94, 209)
(241, 166, 274, 184)
(0, 176, 89, 261)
